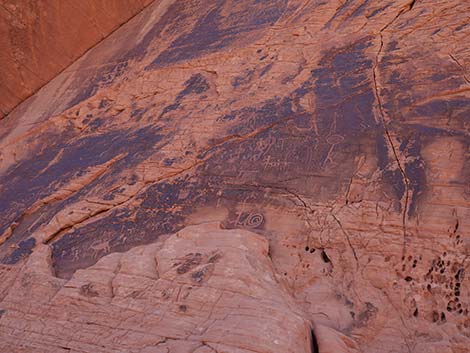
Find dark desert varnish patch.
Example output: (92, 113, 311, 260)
(146, 0, 288, 68)
(0, 126, 165, 264)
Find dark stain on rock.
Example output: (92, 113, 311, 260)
(123, 1, 190, 61)
(0, 126, 165, 262)
(367, 3, 392, 18)
(131, 108, 147, 121)
(19, 56, 372, 275)
(222, 96, 295, 136)
(400, 133, 426, 216)
(68, 84, 98, 110)
(141, 181, 184, 209)
(147, 0, 288, 68)
(163, 158, 177, 166)
(454, 23, 468, 32)
(323, 1, 350, 28)
(86, 117, 105, 132)
(191, 266, 210, 283)
(217, 112, 236, 122)
(80, 283, 99, 298)
(47, 39, 388, 277)
(177, 73, 210, 99)
(208, 252, 222, 263)
(67, 62, 128, 109)
(385, 169, 406, 209)
(412, 99, 470, 122)
(99, 99, 109, 109)
(312, 37, 376, 136)
(324, 0, 371, 29)
(176, 253, 203, 275)
(376, 133, 390, 170)
(50, 170, 267, 278)
(311, 37, 421, 210)
(350, 0, 370, 18)
(50, 177, 200, 278)
(376, 132, 405, 208)
(51, 206, 182, 278)
(161, 102, 181, 117)
(2, 237, 36, 264)
(232, 69, 255, 87)
(355, 302, 378, 327)
(159, 73, 210, 118)
(260, 62, 273, 76)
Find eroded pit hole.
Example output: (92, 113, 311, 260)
(321, 250, 331, 263)
(310, 328, 319, 353)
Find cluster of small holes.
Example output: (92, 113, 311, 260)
(397, 217, 468, 329)
(304, 246, 331, 264)
(282, 243, 332, 278)
(398, 242, 468, 331)
(298, 246, 317, 271)
(432, 310, 447, 323)
(304, 246, 316, 254)
(421, 251, 469, 330)
(400, 254, 422, 281)
(425, 254, 467, 316)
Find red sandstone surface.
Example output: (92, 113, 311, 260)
(0, 0, 152, 118)
(0, 1, 469, 352)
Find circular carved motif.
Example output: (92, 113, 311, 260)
(243, 213, 264, 228)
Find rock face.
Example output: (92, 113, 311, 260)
(0, 224, 318, 352)
(0, 0, 153, 118)
(0, 0, 469, 352)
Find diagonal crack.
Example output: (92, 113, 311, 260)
(372, 0, 418, 256)
(42, 160, 203, 245)
(43, 202, 125, 245)
(0, 154, 125, 247)
(332, 214, 359, 269)
(449, 54, 470, 86)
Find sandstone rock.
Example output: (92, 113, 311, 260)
(0, 0, 153, 118)
(0, 224, 317, 352)
(0, 0, 469, 352)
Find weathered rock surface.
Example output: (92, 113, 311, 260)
(0, 224, 320, 353)
(0, 0, 469, 352)
(0, 0, 152, 118)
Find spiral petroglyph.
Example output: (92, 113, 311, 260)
(237, 212, 264, 228)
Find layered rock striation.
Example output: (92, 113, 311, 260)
(0, 0, 153, 118)
(0, 0, 469, 352)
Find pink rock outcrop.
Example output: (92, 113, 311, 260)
(0, 224, 324, 353)
(0, 0, 468, 352)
